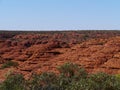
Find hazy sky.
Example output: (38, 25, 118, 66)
(0, 0, 120, 30)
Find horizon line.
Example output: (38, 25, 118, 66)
(0, 29, 120, 32)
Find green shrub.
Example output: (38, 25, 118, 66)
(66, 79, 97, 90)
(27, 72, 58, 90)
(56, 62, 88, 90)
(0, 73, 25, 90)
(115, 74, 120, 80)
(1, 61, 19, 69)
(57, 62, 87, 79)
(57, 62, 78, 77)
(89, 72, 120, 90)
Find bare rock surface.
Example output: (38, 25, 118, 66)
(0, 31, 120, 79)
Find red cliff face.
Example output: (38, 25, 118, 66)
(0, 31, 120, 80)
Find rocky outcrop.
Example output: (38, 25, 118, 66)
(0, 31, 120, 79)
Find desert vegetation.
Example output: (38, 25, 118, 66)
(0, 62, 120, 90)
(1, 61, 18, 69)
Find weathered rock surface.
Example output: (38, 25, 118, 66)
(0, 31, 120, 79)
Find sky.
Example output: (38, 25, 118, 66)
(0, 0, 120, 30)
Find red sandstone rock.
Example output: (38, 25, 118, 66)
(0, 31, 120, 80)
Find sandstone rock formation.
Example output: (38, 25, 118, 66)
(0, 31, 120, 80)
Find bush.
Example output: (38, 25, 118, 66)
(66, 79, 97, 90)
(0, 73, 26, 90)
(56, 62, 88, 90)
(89, 72, 120, 90)
(57, 62, 87, 79)
(115, 74, 120, 80)
(27, 72, 58, 90)
(1, 61, 19, 69)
